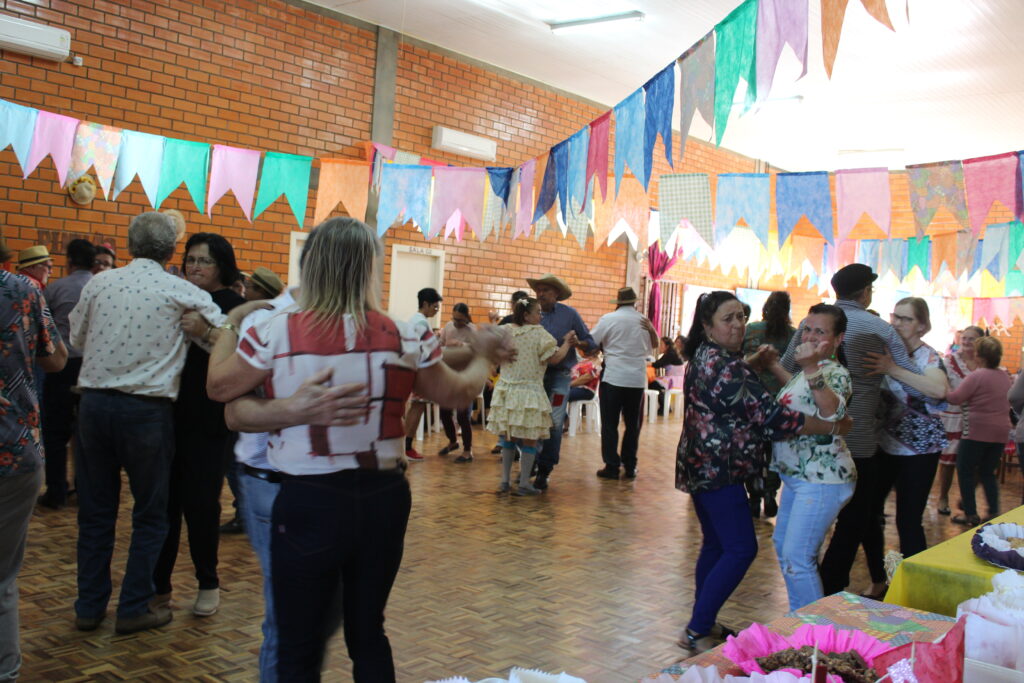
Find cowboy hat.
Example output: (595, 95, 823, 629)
(250, 266, 284, 298)
(67, 174, 96, 205)
(16, 245, 51, 270)
(611, 286, 638, 305)
(162, 209, 187, 241)
(526, 273, 572, 301)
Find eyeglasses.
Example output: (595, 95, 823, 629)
(185, 256, 217, 267)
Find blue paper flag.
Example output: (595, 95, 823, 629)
(643, 62, 675, 184)
(775, 171, 833, 245)
(714, 173, 770, 246)
(486, 167, 513, 205)
(566, 127, 589, 213)
(857, 239, 880, 272)
(376, 164, 433, 236)
(613, 88, 646, 195)
(971, 239, 984, 278)
(0, 100, 39, 175)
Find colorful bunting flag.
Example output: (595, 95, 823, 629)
(714, 0, 758, 146)
(857, 239, 880, 272)
(68, 121, 122, 199)
(585, 111, 611, 204)
(314, 158, 370, 224)
(980, 222, 1010, 280)
(613, 88, 646, 194)
(906, 236, 930, 279)
(930, 232, 957, 277)
(792, 234, 825, 275)
(659, 173, 714, 246)
(0, 100, 39, 175)
(155, 138, 210, 213)
(1007, 219, 1024, 295)
(775, 171, 833, 245)
(566, 186, 593, 249)
(957, 230, 977, 278)
(714, 173, 770, 246)
(253, 152, 313, 227)
(112, 130, 164, 206)
(375, 163, 432, 236)
(755, 0, 809, 103)
(431, 167, 486, 241)
(515, 159, 536, 238)
(534, 140, 568, 223)
(566, 127, 589, 214)
(836, 167, 891, 240)
(207, 145, 260, 220)
(963, 152, 1021, 235)
(677, 33, 715, 164)
(486, 167, 513, 206)
(25, 111, 79, 185)
(479, 177, 505, 242)
(612, 176, 651, 251)
(905, 160, 969, 238)
(643, 62, 675, 183)
(822, 0, 895, 78)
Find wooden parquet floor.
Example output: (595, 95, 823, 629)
(17, 418, 1024, 682)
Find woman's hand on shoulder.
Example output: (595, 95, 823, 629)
(863, 348, 895, 376)
(228, 299, 273, 326)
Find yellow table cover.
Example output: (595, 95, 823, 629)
(884, 505, 1024, 617)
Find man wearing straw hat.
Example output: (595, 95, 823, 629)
(15, 245, 53, 290)
(590, 286, 658, 481)
(527, 273, 595, 490)
(245, 266, 284, 302)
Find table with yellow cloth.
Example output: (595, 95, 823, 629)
(884, 504, 1024, 617)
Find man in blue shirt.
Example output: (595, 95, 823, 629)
(527, 274, 595, 490)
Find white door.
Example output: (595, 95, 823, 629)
(388, 244, 445, 327)
(287, 231, 307, 288)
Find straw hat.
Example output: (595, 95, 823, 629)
(526, 273, 572, 301)
(16, 245, 51, 270)
(250, 267, 284, 298)
(67, 174, 96, 205)
(611, 286, 639, 306)
(162, 209, 186, 241)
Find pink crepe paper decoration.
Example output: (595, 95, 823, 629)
(647, 243, 678, 335)
(585, 111, 611, 205)
(963, 151, 1022, 235)
(871, 617, 965, 683)
(25, 111, 79, 186)
(431, 167, 486, 241)
(836, 167, 891, 241)
(207, 145, 260, 220)
(515, 159, 537, 238)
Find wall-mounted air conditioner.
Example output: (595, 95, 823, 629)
(431, 126, 498, 162)
(0, 13, 71, 62)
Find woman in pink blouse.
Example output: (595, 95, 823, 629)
(944, 336, 1011, 526)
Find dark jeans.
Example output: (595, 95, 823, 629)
(538, 369, 571, 470)
(568, 386, 595, 403)
(956, 439, 1002, 517)
(863, 450, 940, 579)
(820, 455, 881, 593)
(598, 382, 644, 471)
(75, 390, 173, 619)
(41, 357, 83, 503)
(153, 426, 228, 594)
(272, 469, 411, 682)
(439, 407, 472, 449)
(688, 484, 758, 635)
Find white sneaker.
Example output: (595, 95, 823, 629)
(193, 588, 220, 616)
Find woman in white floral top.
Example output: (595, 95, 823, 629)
(764, 303, 855, 610)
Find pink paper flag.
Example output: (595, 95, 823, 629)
(515, 159, 536, 238)
(314, 159, 370, 224)
(68, 122, 122, 199)
(25, 111, 79, 185)
(585, 111, 611, 205)
(972, 298, 1011, 326)
(207, 145, 260, 220)
(836, 168, 891, 241)
(431, 167, 486, 241)
(963, 152, 1022, 235)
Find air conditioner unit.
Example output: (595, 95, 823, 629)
(431, 126, 497, 162)
(0, 14, 71, 62)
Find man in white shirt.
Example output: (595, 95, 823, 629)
(589, 287, 657, 480)
(69, 212, 232, 635)
(403, 287, 442, 461)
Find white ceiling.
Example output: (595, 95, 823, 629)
(316, 0, 1024, 172)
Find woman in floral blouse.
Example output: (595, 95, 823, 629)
(675, 292, 850, 655)
(763, 304, 855, 611)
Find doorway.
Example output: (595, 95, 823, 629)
(388, 244, 446, 327)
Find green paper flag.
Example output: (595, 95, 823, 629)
(714, 0, 758, 146)
(254, 152, 313, 227)
(155, 139, 210, 213)
(906, 236, 930, 279)
(1005, 220, 1024, 295)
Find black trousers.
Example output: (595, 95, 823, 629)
(819, 454, 880, 594)
(862, 450, 940, 580)
(41, 357, 83, 502)
(598, 382, 645, 471)
(273, 469, 410, 682)
(153, 426, 228, 593)
(956, 439, 1003, 517)
(439, 407, 473, 449)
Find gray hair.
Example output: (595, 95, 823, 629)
(128, 212, 178, 262)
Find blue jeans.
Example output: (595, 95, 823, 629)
(688, 484, 758, 635)
(0, 468, 42, 681)
(773, 475, 855, 611)
(238, 466, 280, 683)
(568, 387, 594, 402)
(538, 370, 571, 470)
(75, 390, 173, 619)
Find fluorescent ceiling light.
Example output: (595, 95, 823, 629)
(547, 10, 644, 34)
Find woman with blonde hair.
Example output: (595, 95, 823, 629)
(207, 217, 510, 681)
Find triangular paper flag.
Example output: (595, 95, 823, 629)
(566, 127, 589, 214)
(431, 167, 486, 241)
(677, 33, 715, 164)
(714, 0, 758, 146)
(714, 173, 770, 247)
(515, 159, 536, 238)
(253, 151, 313, 227)
(963, 152, 1021, 235)
(0, 100, 39, 175)
(25, 111, 79, 186)
(207, 144, 260, 220)
(756, 0, 808, 102)
(822, 0, 895, 78)
(981, 222, 1010, 280)
(613, 88, 646, 194)
(905, 160, 969, 238)
(643, 62, 674, 183)
(659, 173, 714, 246)
(585, 111, 611, 204)
(375, 163, 432, 236)
(776, 171, 833, 245)
(836, 167, 891, 240)
(112, 130, 164, 206)
(314, 158, 370, 224)
(67, 121, 122, 200)
(156, 138, 210, 213)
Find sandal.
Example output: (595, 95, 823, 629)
(438, 443, 460, 456)
(675, 629, 722, 656)
(952, 514, 981, 526)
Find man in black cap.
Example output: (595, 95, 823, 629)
(778, 263, 927, 597)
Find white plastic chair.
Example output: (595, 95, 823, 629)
(644, 389, 660, 423)
(568, 396, 600, 436)
(665, 388, 684, 417)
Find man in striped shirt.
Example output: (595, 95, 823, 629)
(780, 264, 926, 596)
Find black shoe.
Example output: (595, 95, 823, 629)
(115, 607, 172, 635)
(748, 497, 761, 518)
(75, 614, 105, 631)
(596, 465, 620, 480)
(38, 493, 66, 510)
(219, 517, 244, 534)
(763, 496, 778, 518)
(623, 468, 637, 480)
(490, 445, 502, 454)
(534, 467, 551, 490)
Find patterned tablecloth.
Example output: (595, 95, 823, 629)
(645, 592, 956, 679)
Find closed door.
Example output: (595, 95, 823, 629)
(388, 245, 445, 327)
